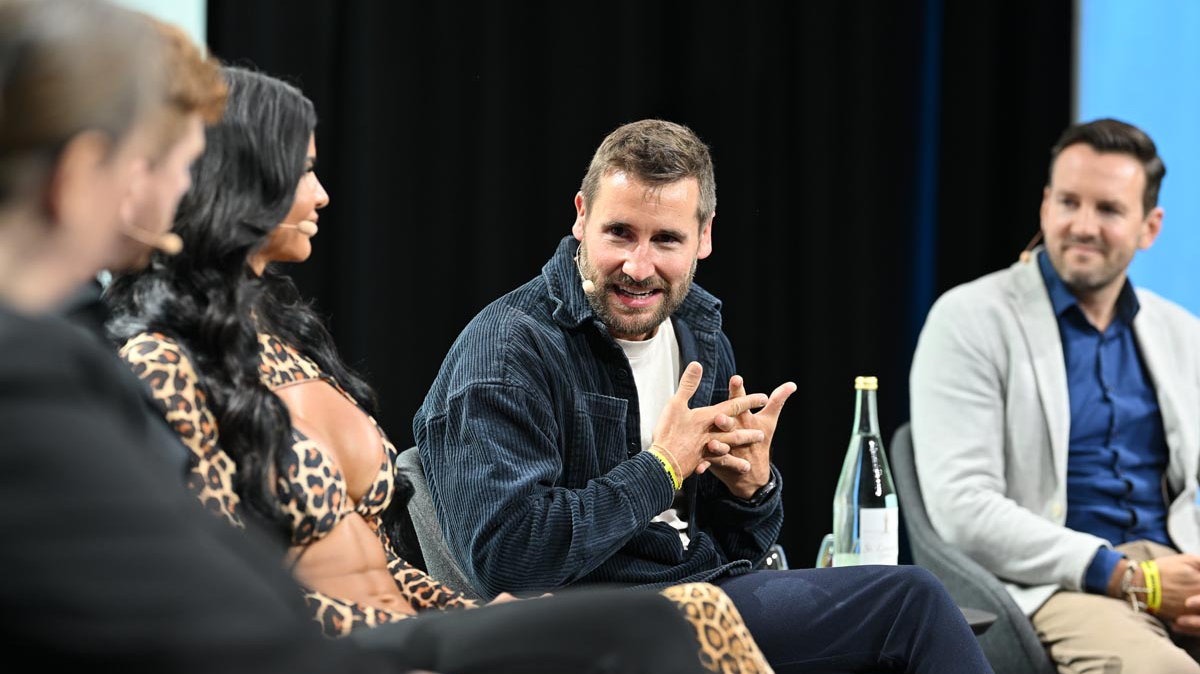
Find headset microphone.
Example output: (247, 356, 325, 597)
(573, 249, 596, 294)
(1018, 230, 1043, 263)
(121, 225, 183, 256)
(279, 220, 318, 236)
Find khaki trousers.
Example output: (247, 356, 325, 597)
(1031, 540, 1200, 674)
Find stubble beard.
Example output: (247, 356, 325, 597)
(1052, 238, 1130, 295)
(577, 241, 696, 339)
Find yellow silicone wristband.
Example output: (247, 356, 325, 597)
(647, 447, 681, 491)
(1140, 560, 1162, 613)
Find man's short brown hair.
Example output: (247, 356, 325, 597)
(143, 15, 226, 160)
(581, 120, 716, 227)
(1048, 118, 1165, 215)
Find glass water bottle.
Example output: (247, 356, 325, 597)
(831, 376, 899, 566)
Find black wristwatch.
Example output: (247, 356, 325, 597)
(735, 472, 778, 507)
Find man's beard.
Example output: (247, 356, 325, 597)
(577, 241, 696, 339)
(1051, 236, 1129, 294)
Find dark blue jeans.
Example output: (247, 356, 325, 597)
(716, 566, 994, 674)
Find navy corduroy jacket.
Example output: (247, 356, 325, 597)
(414, 236, 784, 599)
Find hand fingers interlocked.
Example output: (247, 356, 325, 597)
(696, 374, 796, 493)
(652, 362, 768, 479)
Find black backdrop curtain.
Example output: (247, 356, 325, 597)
(207, 0, 1071, 567)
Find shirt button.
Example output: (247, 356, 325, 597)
(616, 370, 628, 381)
(1051, 502, 1064, 519)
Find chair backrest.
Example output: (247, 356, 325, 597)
(891, 423, 1055, 674)
(396, 447, 481, 601)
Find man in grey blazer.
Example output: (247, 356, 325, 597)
(911, 118, 1200, 672)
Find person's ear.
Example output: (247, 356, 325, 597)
(573, 192, 586, 241)
(1038, 186, 1051, 229)
(1139, 205, 1164, 250)
(117, 157, 151, 229)
(45, 130, 113, 233)
(697, 214, 714, 259)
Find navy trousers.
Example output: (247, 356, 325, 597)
(716, 566, 994, 674)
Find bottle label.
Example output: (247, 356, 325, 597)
(858, 506, 899, 565)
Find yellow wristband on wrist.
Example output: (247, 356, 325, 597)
(1140, 560, 1162, 613)
(647, 446, 681, 491)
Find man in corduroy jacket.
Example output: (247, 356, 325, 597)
(416, 119, 994, 674)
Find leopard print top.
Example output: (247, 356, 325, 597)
(119, 332, 773, 673)
(119, 331, 478, 635)
(257, 333, 395, 546)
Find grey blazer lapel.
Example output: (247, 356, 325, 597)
(1006, 253, 1070, 483)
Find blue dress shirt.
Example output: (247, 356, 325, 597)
(1038, 252, 1172, 594)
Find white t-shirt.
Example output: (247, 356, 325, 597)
(615, 319, 688, 544)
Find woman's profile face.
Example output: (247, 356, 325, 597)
(253, 134, 328, 269)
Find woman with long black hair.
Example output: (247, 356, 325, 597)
(107, 67, 435, 629)
(107, 66, 771, 674)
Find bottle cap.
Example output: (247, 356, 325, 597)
(854, 376, 878, 391)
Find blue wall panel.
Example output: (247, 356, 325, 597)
(1078, 0, 1200, 315)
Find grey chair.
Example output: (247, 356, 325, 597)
(396, 446, 481, 601)
(890, 423, 1055, 674)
